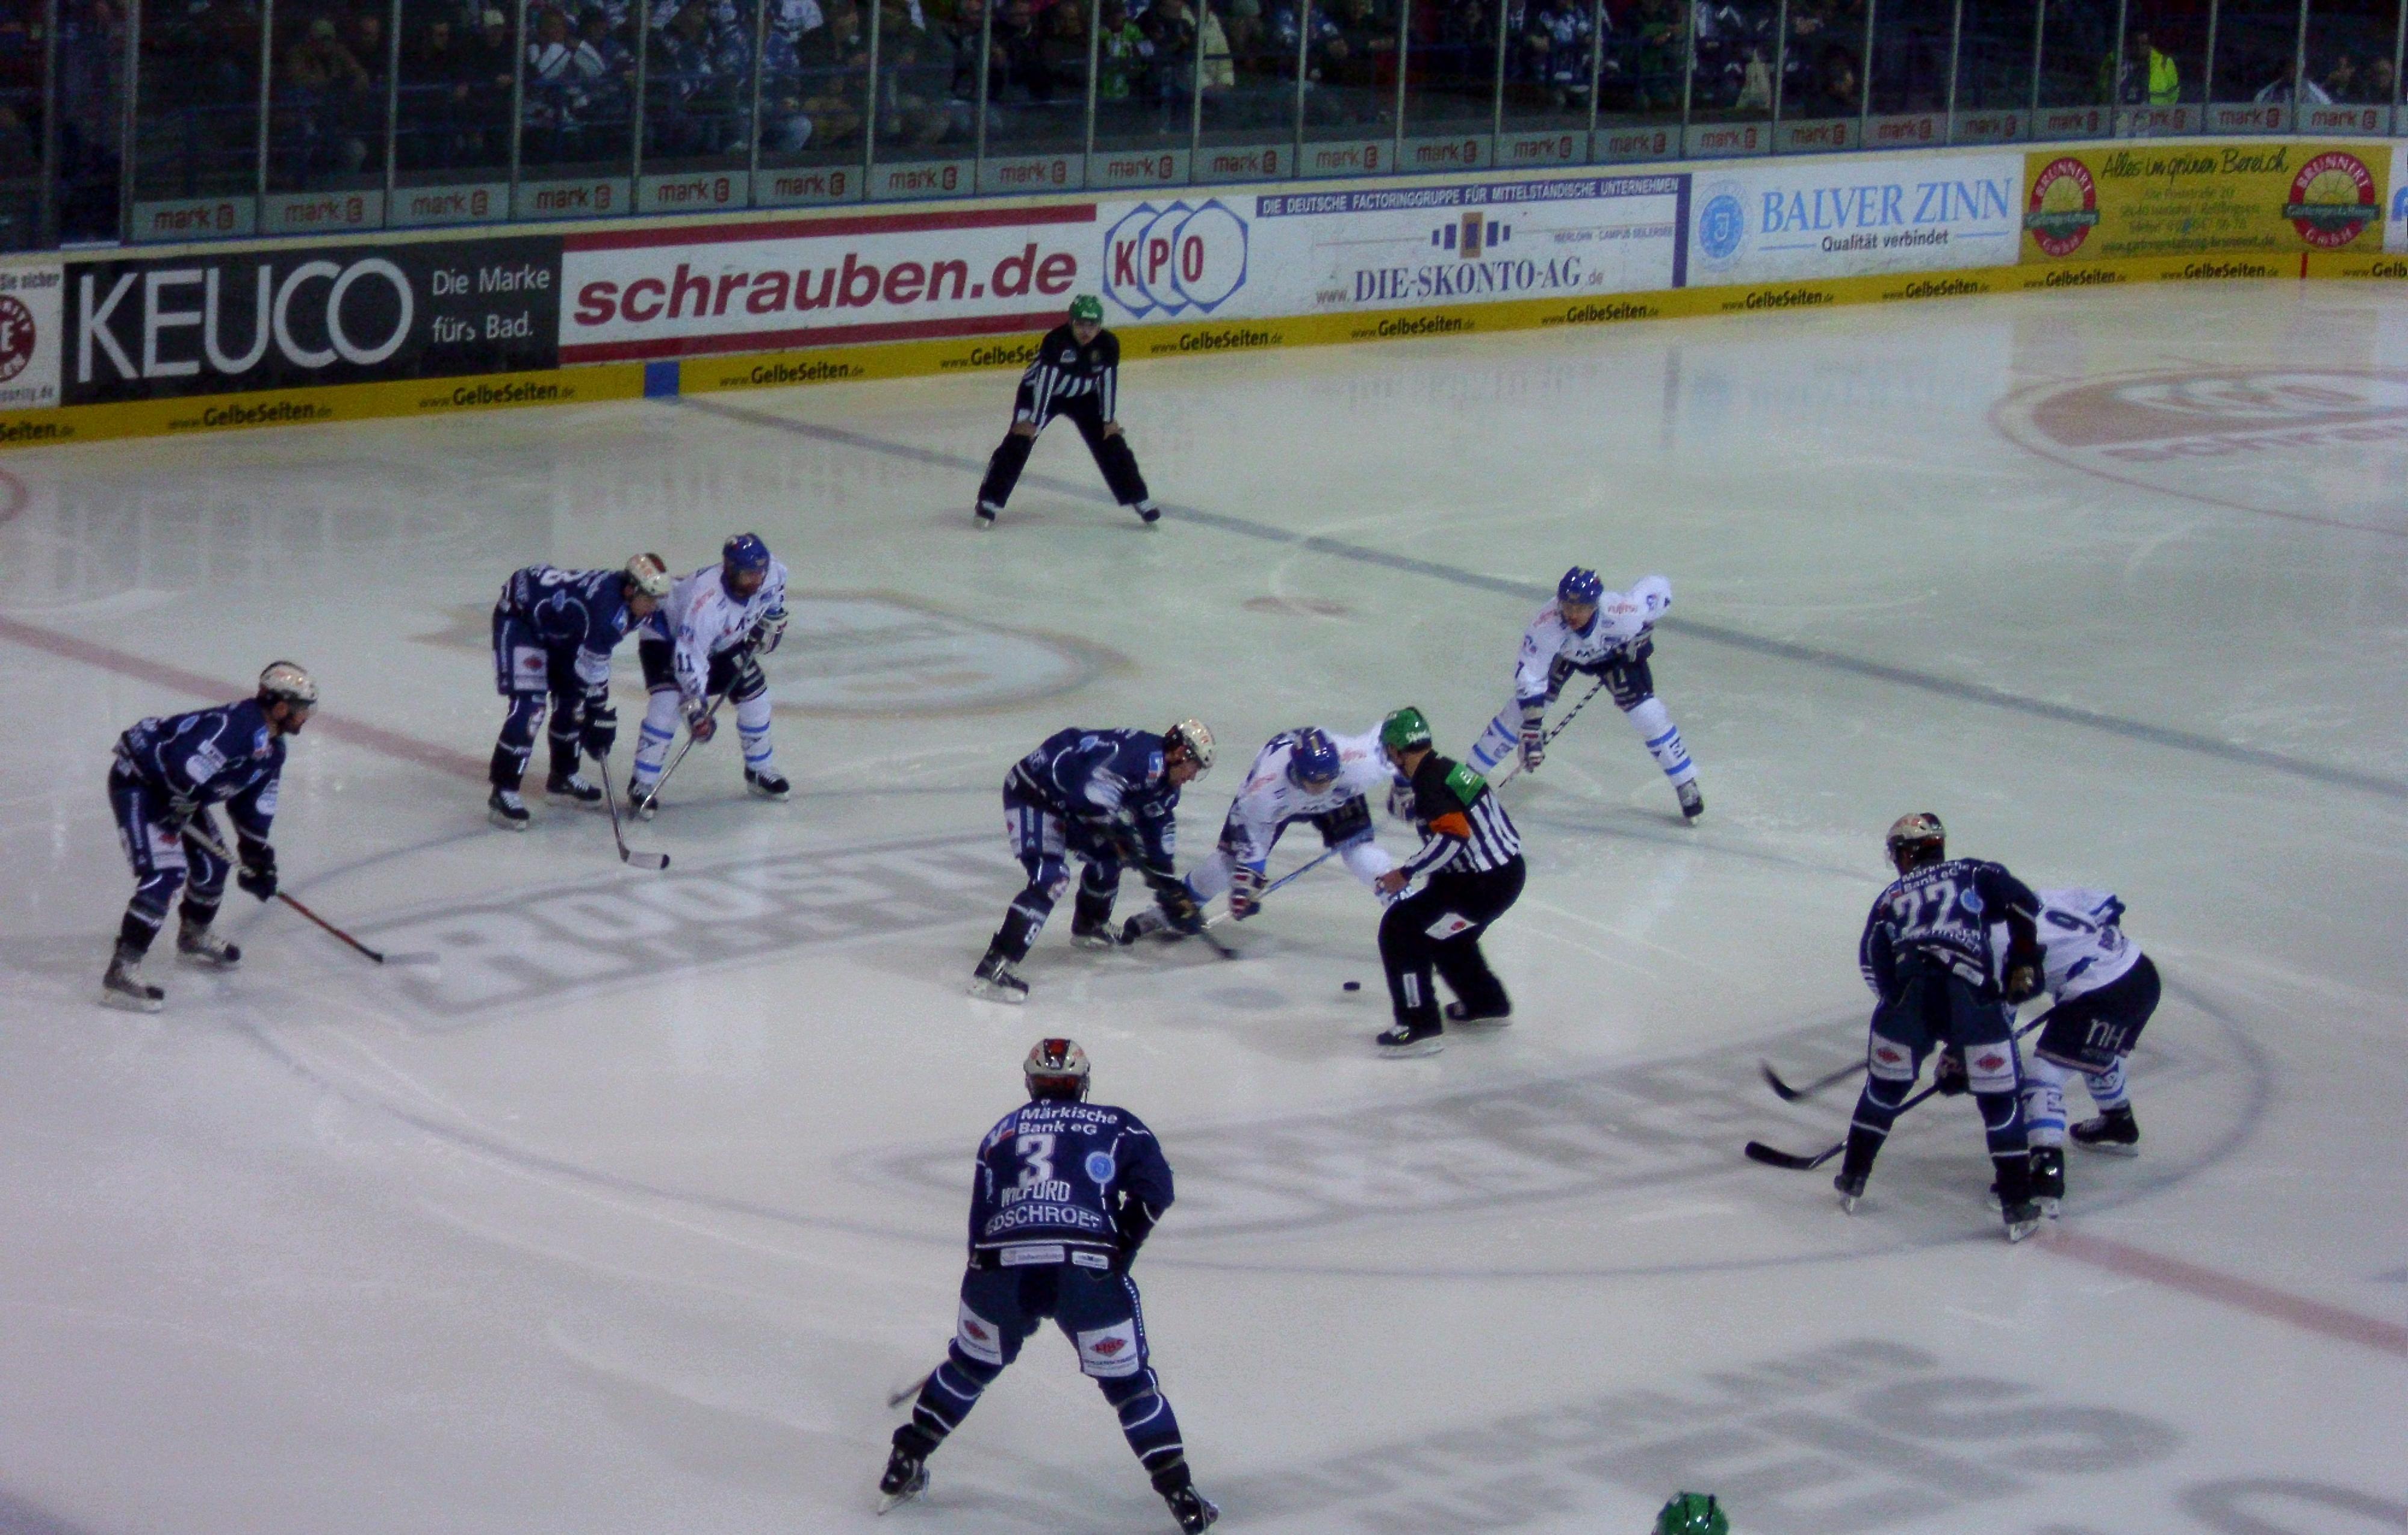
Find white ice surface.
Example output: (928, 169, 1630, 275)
(2, 281, 2405, 1535)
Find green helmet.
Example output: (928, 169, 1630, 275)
(1654, 1492, 1730, 1535)
(1069, 294, 1105, 322)
(1379, 706, 1432, 754)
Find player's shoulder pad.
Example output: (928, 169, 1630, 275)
(1443, 761, 1486, 807)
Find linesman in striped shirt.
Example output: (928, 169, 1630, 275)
(975, 294, 1162, 529)
(1370, 705, 1527, 1056)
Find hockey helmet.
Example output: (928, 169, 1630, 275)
(1885, 811, 1947, 872)
(1024, 1037, 1091, 1100)
(1557, 566, 1604, 608)
(1286, 727, 1340, 790)
(257, 660, 318, 710)
(1379, 705, 1432, 756)
(1653, 1492, 1730, 1535)
(1631, 574, 1672, 620)
(1164, 718, 1215, 777)
(1068, 294, 1105, 323)
(624, 551, 672, 601)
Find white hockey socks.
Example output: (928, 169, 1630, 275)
(2022, 1055, 2071, 1147)
(1468, 704, 1522, 774)
(736, 691, 776, 777)
(1338, 839, 1393, 888)
(631, 689, 681, 789)
(1623, 696, 1697, 787)
(2085, 1058, 2132, 1111)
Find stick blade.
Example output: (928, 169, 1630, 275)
(1743, 1139, 1833, 1171)
(621, 849, 670, 870)
(381, 950, 441, 966)
(1758, 1061, 1805, 1102)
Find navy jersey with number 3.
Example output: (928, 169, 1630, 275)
(1860, 857, 2041, 997)
(969, 1099, 1174, 1266)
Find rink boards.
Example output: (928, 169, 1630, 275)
(5, 138, 2408, 448)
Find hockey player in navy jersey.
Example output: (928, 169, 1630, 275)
(1840, 813, 2050, 1241)
(486, 554, 672, 829)
(879, 1039, 1217, 1533)
(102, 662, 317, 1012)
(973, 295, 1162, 528)
(972, 720, 1215, 1002)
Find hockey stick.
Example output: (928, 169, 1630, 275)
(1744, 1017, 2048, 1167)
(641, 690, 727, 810)
(594, 754, 669, 870)
(886, 1371, 931, 1409)
(1486, 675, 1612, 790)
(1759, 1056, 1867, 1103)
(179, 824, 435, 966)
(1261, 848, 1338, 896)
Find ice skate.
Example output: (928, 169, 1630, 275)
(487, 787, 530, 830)
(176, 922, 241, 969)
(1677, 780, 1704, 821)
(876, 1444, 928, 1513)
(1834, 1172, 1866, 1214)
(1375, 1021, 1444, 1056)
(101, 951, 164, 1013)
(968, 949, 1029, 1003)
(1163, 1483, 1218, 1533)
(744, 767, 791, 802)
(545, 770, 603, 807)
(1443, 1000, 1511, 1029)
(2070, 1106, 2140, 1156)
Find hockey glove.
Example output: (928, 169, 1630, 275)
(1154, 881, 1205, 935)
(755, 604, 790, 654)
(1112, 1195, 1160, 1273)
(2003, 941, 2046, 1003)
(1618, 633, 1656, 667)
(166, 792, 199, 829)
(1228, 862, 1266, 921)
(1932, 1047, 1969, 1096)
(683, 698, 718, 743)
(1519, 706, 1547, 772)
(1386, 779, 1418, 823)
(580, 699, 619, 760)
(236, 839, 278, 902)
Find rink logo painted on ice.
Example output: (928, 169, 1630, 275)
(757, 594, 1100, 713)
(1101, 200, 1249, 318)
(365, 833, 1025, 1017)
(1996, 367, 2408, 531)
(1205, 1339, 2182, 1533)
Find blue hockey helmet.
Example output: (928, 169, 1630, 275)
(1557, 566, 1604, 607)
(722, 532, 771, 597)
(1286, 727, 1340, 790)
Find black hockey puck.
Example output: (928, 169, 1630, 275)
(1342, 980, 1362, 992)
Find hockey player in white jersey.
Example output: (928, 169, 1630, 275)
(628, 533, 792, 817)
(1466, 567, 1702, 821)
(1981, 888, 2162, 1213)
(1123, 725, 1395, 941)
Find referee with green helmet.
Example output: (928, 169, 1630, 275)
(1370, 705, 1527, 1056)
(975, 294, 1162, 528)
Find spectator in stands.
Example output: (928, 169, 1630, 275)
(774, 0, 864, 149)
(1521, 0, 1592, 110)
(285, 15, 374, 172)
(1035, 0, 1091, 107)
(2362, 54, 2397, 106)
(2106, 26, 2179, 105)
(1790, 42, 1858, 117)
(1094, 0, 1152, 107)
(877, 0, 953, 146)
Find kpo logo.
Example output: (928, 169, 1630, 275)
(1102, 200, 1248, 318)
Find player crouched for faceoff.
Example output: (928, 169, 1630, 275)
(972, 721, 1215, 1002)
(2000, 888, 2162, 1210)
(880, 1039, 1218, 1533)
(628, 533, 792, 817)
(1468, 566, 1701, 821)
(974, 295, 1162, 528)
(1371, 707, 1525, 1056)
(1840, 813, 2050, 1241)
(485, 554, 671, 829)
(1125, 724, 1396, 942)
(102, 662, 317, 1011)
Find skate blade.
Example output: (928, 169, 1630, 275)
(966, 979, 1027, 1004)
(175, 952, 240, 970)
(876, 1488, 922, 1515)
(2004, 1218, 2042, 1244)
(2073, 1141, 2141, 1158)
(1836, 1194, 1862, 1215)
(1447, 1013, 1512, 1031)
(99, 987, 163, 1014)
(1376, 1037, 1444, 1058)
(1070, 934, 1117, 950)
(487, 810, 530, 831)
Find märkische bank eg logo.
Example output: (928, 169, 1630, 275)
(2025, 157, 2100, 257)
(2285, 150, 2379, 249)
(0, 293, 33, 383)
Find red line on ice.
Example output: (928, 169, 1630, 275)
(2044, 1228, 2408, 1359)
(0, 614, 488, 783)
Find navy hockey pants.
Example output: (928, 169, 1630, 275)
(108, 763, 231, 954)
(490, 610, 592, 788)
(995, 792, 1128, 957)
(1841, 964, 2031, 1192)
(977, 389, 1150, 511)
(902, 1261, 1187, 1477)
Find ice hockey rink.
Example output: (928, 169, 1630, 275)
(2, 278, 2404, 1535)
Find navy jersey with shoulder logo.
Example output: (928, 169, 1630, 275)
(969, 1099, 1174, 1267)
(497, 565, 642, 692)
(1860, 857, 2042, 997)
(1005, 726, 1181, 865)
(114, 699, 285, 839)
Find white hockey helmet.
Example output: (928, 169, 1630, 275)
(1164, 718, 1214, 777)
(624, 552, 672, 601)
(258, 660, 318, 709)
(1024, 1037, 1091, 1100)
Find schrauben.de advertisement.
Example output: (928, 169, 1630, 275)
(64, 237, 562, 406)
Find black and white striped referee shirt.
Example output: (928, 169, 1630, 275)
(1396, 753, 1522, 877)
(1018, 323, 1122, 422)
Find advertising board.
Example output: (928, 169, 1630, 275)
(59, 235, 562, 406)
(2022, 142, 2390, 262)
(1687, 154, 2020, 285)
